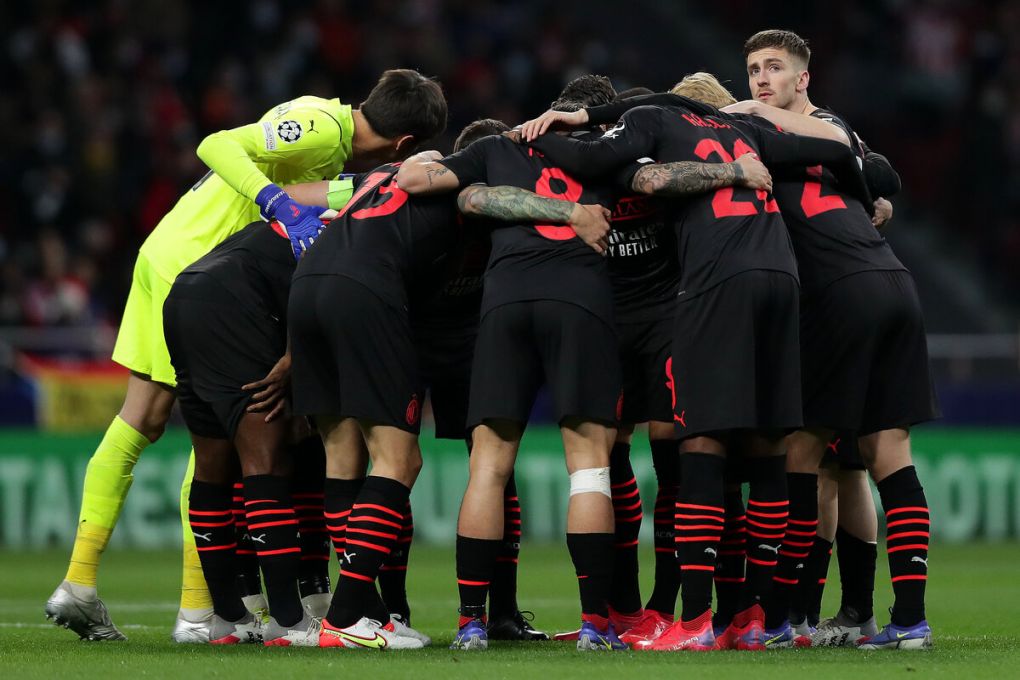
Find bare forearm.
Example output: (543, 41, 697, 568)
(632, 161, 741, 195)
(458, 185, 574, 222)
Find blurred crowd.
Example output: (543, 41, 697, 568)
(1, 0, 1017, 335)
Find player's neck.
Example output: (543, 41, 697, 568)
(788, 93, 817, 116)
(351, 109, 392, 160)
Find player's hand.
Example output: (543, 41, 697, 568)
(243, 353, 291, 423)
(872, 197, 893, 229)
(520, 108, 590, 142)
(276, 200, 329, 260)
(569, 203, 612, 255)
(733, 153, 772, 192)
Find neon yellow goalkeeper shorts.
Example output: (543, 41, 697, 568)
(111, 253, 177, 387)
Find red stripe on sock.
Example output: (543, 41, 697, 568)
(747, 500, 789, 507)
(773, 576, 798, 585)
(343, 570, 375, 582)
(747, 557, 777, 566)
(887, 543, 930, 554)
(676, 503, 725, 513)
(345, 538, 392, 553)
(189, 519, 234, 528)
(197, 543, 237, 552)
(246, 508, 295, 519)
(257, 547, 301, 557)
(351, 503, 403, 519)
(457, 579, 490, 586)
(346, 527, 399, 541)
(887, 518, 931, 529)
(675, 513, 726, 521)
(885, 506, 930, 517)
(887, 531, 931, 540)
(248, 519, 298, 530)
(188, 510, 232, 517)
(681, 564, 715, 571)
(891, 574, 927, 583)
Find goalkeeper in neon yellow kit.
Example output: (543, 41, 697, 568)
(45, 69, 447, 642)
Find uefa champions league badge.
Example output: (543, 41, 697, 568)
(277, 120, 303, 143)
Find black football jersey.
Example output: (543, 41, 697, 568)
(295, 163, 461, 311)
(606, 193, 679, 322)
(179, 220, 295, 322)
(770, 108, 906, 293)
(438, 134, 618, 323)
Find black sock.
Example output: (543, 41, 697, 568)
(291, 438, 330, 596)
(244, 474, 303, 627)
(793, 536, 832, 626)
(190, 480, 246, 621)
(765, 470, 815, 628)
(566, 532, 615, 621)
(675, 453, 725, 621)
(741, 456, 788, 616)
(836, 527, 876, 622)
(231, 480, 262, 599)
(326, 476, 410, 628)
(714, 486, 746, 628)
(489, 474, 522, 618)
(324, 477, 365, 565)
(877, 466, 929, 627)
(457, 535, 501, 624)
(646, 439, 680, 615)
(609, 442, 642, 614)
(379, 501, 413, 621)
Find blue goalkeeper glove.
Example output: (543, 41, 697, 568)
(255, 183, 326, 260)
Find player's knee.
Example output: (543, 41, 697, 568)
(569, 466, 611, 499)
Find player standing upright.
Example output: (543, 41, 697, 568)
(728, 30, 939, 650)
(45, 70, 447, 642)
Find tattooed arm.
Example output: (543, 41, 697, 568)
(394, 150, 463, 194)
(630, 154, 772, 196)
(458, 185, 612, 254)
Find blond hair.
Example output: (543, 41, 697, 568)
(670, 72, 737, 109)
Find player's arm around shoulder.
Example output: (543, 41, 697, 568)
(630, 153, 772, 196)
(722, 100, 851, 147)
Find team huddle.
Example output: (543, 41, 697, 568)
(44, 29, 938, 652)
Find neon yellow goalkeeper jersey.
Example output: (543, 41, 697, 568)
(139, 96, 355, 282)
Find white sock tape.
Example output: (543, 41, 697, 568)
(569, 466, 611, 498)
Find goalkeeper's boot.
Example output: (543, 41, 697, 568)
(857, 618, 932, 651)
(812, 606, 878, 647)
(45, 581, 126, 641)
(171, 607, 212, 643)
(576, 621, 628, 651)
(487, 610, 549, 641)
(263, 612, 321, 647)
(208, 611, 262, 644)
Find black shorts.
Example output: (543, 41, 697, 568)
(163, 275, 284, 440)
(289, 275, 423, 433)
(670, 271, 803, 438)
(417, 329, 475, 440)
(618, 316, 674, 424)
(467, 301, 622, 427)
(820, 432, 866, 471)
(800, 270, 940, 436)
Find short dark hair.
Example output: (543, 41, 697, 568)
(360, 69, 448, 143)
(551, 74, 616, 111)
(453, 118, 510, 152)
(743, 29, 811, 67)
(614, 86, 655, 101)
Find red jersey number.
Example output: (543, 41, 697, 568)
(534, 167, 582, 240)
(800, 165, 847, 218)
(694, 139, 779, 218)
(336, 171, 409, 220)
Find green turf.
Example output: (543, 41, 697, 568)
(0, 543, 1017, 679)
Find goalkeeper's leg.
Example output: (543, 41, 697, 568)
(46, 372, 175, 641)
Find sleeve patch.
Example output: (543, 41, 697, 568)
(276, 120, 303, 144)
(262, 121, 277, 151)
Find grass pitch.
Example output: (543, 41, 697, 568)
(0, 543, 1017, 679)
